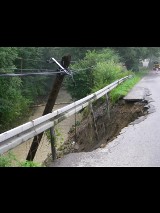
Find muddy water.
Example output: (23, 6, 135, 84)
(7, 88, 81, 164)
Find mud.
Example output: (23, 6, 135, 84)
(44, 98, 148, 165)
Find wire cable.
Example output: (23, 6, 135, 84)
(0, 64, 95, 77)
(0, 68, 61, 72)
(0, 72, 64, 77)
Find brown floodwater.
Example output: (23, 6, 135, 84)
(5, 88, 80, 164)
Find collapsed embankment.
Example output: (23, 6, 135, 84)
(44, 98, 149, 165)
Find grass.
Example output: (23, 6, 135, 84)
(0, 152, 14, 167)
(109, 69, 149, 104)
(18, 161, 41, 167)
(0, 152, 42, 167)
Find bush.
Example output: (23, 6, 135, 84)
(92, 61, 131, 92)
(0, 77, 30, 132)
(65, 48, 131, 100)
(0, 152, 17, 167)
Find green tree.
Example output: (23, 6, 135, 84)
(0, 47, 29, 132)
(15, 47, 51, 101)
(112, 47, 160, 71)
(65, 48, 130, 100)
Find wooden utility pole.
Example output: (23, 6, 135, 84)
(26, 55, 71, 161)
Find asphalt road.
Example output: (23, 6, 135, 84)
(49, 71, 160, 167)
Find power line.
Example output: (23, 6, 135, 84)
(0, 67, 75, 72)
(0, 65, 95, 77)
(0, 68, 62, 72)
(0, 71, 66, 77)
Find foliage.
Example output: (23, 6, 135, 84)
(0, 152, 16, 167)
(92, 61, 131, 92)
(15, 47, 51, 101)
(39, 47, 101, 61)
(0, 48, 30, 132)
(0, 77, 30, 131)
(112, 47, 160, 71)
(0, 47, 18, 69)
(18, 160, 41, 167)
(0, 152, 41, 167)
(65, 48, 130, 100)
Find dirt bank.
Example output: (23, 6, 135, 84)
(44, 98, 148, 166)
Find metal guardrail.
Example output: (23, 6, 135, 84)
(0, 75, 132, 154)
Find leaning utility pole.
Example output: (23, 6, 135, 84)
(26, 55, 71, 161)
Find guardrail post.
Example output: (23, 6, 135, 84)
(105, 94, 110, 119)
(26, 55, 71, 161)
(89, 102, 99, 143)
(50, 127, 56, 160)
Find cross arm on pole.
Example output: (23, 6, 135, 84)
(47, 56, 71, 76)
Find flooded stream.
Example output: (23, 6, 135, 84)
(6, 88, 80, 164)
